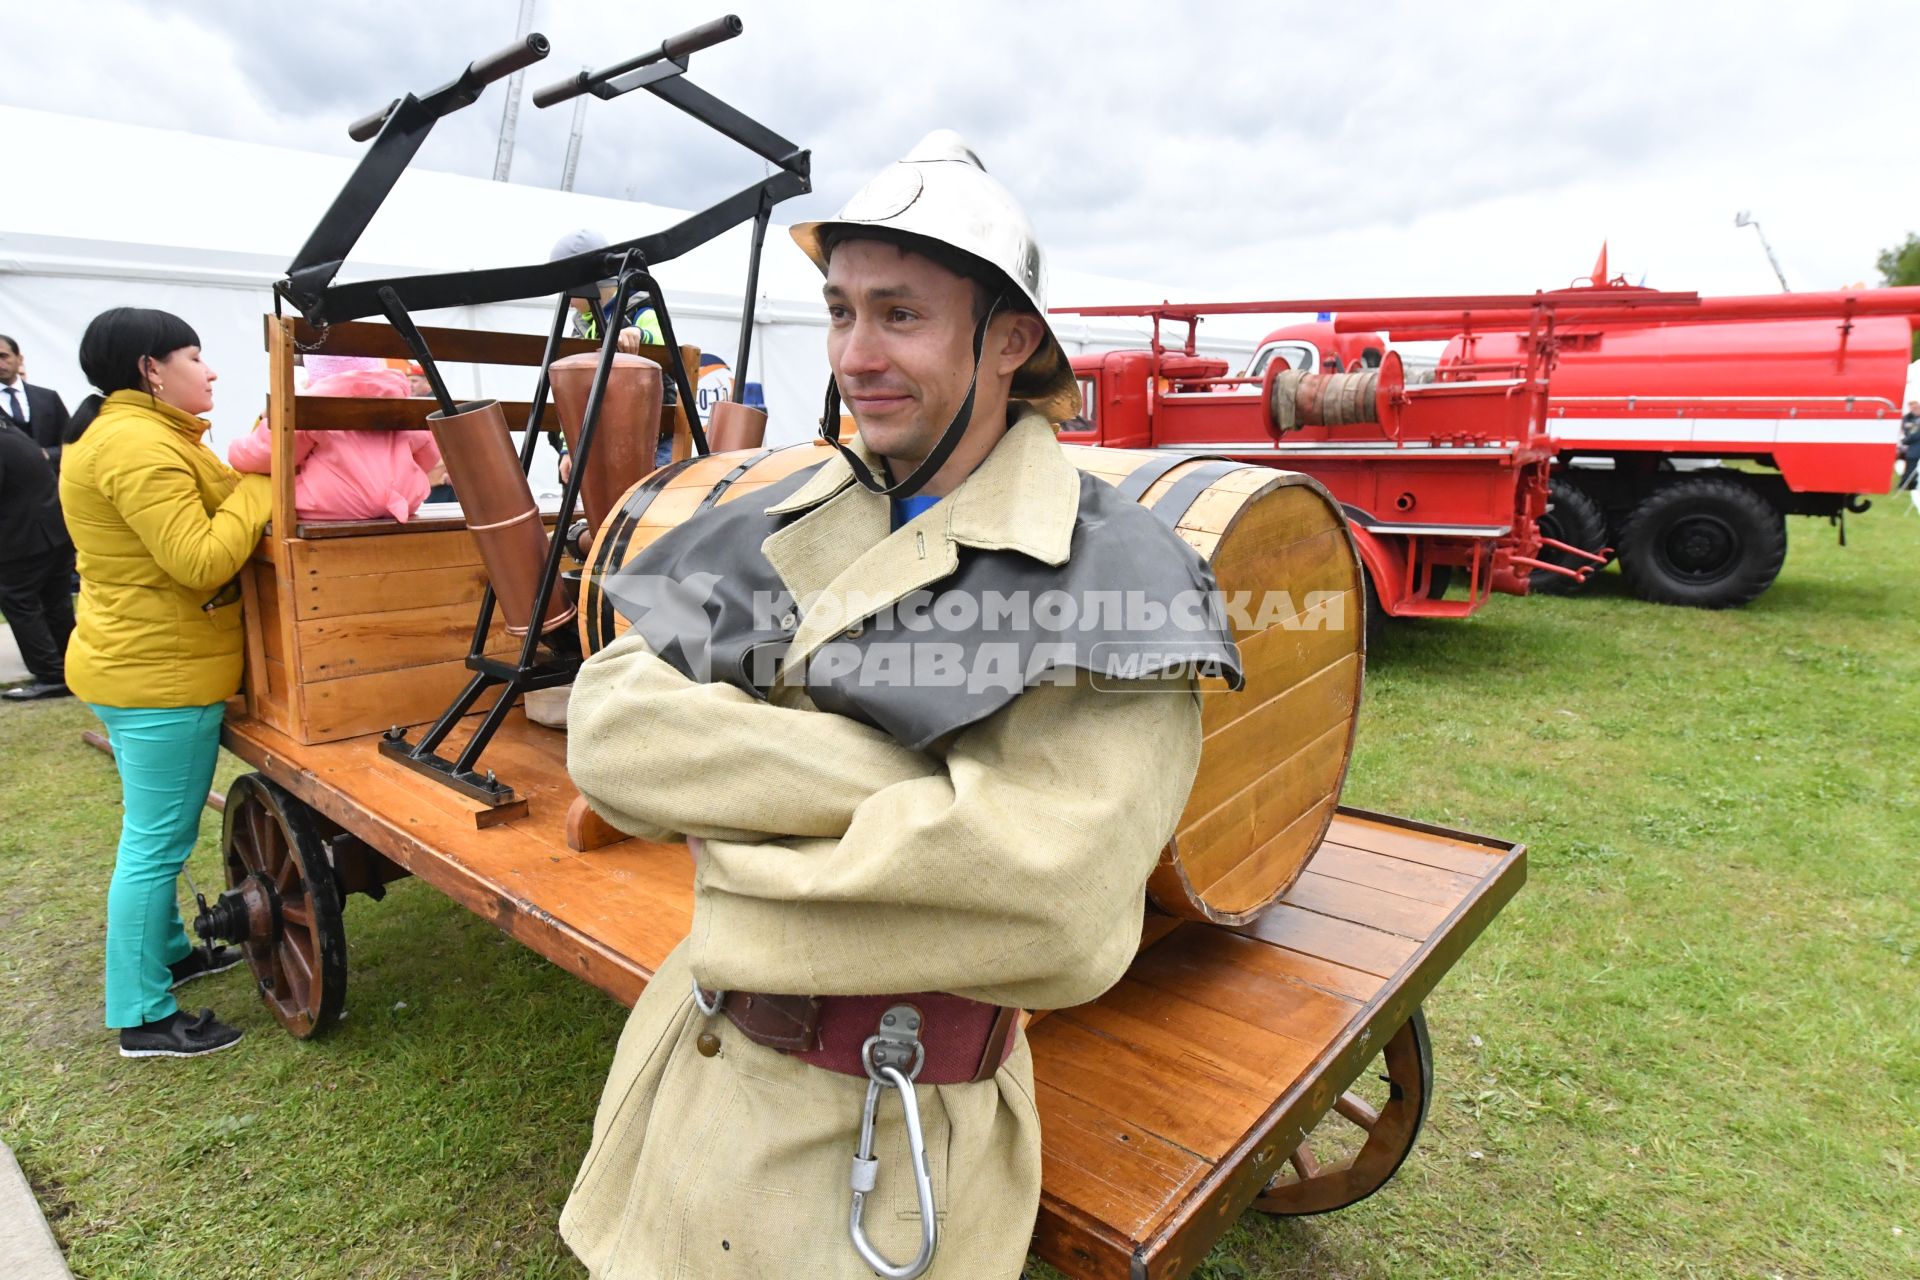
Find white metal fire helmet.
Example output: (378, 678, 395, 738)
(791, 129, 1080, 424)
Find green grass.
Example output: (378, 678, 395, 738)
(4, 499, 1918, 1279)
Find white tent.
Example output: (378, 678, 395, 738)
(1, 106, 1259, 496)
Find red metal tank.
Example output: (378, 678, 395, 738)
(1443, 316, 1910, 494)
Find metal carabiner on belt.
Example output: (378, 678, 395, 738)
(690, 976, 726, 1017)
(849, 1004, 937, 1280)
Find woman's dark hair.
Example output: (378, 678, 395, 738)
(65, 395, 105, 444)
(77, 307, 201, 397)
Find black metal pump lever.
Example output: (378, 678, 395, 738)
(351, 33, 552, 140)
(532, 16, 741, 107)
(281, 33, 551, 316)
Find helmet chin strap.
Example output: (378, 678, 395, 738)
(818, 295, 1004, 499)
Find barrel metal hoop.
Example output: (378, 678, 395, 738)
(1149, 459, 1244, 529)
(583, 454, 705, 651)
(694, 448, 777, 513)
(1114, 452, 1191, 503)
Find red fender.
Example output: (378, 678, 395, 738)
(1344, 525, 1409, 616)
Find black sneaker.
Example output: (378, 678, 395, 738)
(168, 945, 244, 990)
(119, 1008, 243, 1059)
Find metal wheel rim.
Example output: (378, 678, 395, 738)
(1656, 512, 1740, 584)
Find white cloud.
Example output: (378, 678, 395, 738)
(6, 0, 1918, 303)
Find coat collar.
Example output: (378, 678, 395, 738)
(759, 409, 1082, 677)
(100, 389, 212, 439)
(764, 409, 1080, 566)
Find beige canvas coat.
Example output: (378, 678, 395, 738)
(561, 414, 1205, 1279)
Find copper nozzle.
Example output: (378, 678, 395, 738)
(706, 400, 769, 453)
(426, 399, 575, 637)
(549, 352, 664, 532)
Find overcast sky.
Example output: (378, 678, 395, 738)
(7, 0, 1918, 305)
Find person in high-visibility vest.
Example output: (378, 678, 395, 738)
(547, 229, 670, 478)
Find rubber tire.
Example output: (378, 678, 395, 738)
(1361, 569, 1386, 658)
(1617, 477, 1786, 608)
(1532, 478, 1608, 596)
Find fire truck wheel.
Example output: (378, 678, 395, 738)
(1533, 479, 1608, 595)
(1617, 477, 1786, 608)
(1362, 571, 1385, 657)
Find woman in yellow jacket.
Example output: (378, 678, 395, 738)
(61, 308, 272, 1059)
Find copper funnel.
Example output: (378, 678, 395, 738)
(426, 400, 575, 637)
(548, 352, 663, 532)
(707, 400, 768, 453)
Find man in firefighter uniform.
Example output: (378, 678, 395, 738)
(560, 131, 1240, 1279)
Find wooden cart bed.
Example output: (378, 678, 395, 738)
(220, 709, 1524, 1280)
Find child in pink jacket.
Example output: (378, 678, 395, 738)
(229, 365, 440, 523)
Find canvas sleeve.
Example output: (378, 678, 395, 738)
(688, 672, 1204, 1010)
(567, 629, 943, 845)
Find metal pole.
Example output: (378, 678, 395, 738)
(731, 191, 773, 399)
(1754, 224, 1791, 294)
(560, 68, 589, 191)
(1734, 211, 1791, 293)
(492, 0, 538, 182)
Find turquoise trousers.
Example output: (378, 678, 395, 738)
(89, 701, 226, 1029)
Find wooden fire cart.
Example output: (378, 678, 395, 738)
(162, 312, 1529, 1279)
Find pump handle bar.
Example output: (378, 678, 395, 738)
(532, 15, 742, 108)
(349, 32, 553, 141)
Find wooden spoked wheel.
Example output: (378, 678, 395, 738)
(1254, 1007, 1433, 1216)
(219, 774, 348, 1039)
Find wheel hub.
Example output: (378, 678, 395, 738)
(193, 871, 281, 948)
(1661, 513, 1738, 582)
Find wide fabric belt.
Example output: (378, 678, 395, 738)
(717, 989, 1019, 1085)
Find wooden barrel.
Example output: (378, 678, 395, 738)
(581, 444, 1364, 926)
(1067, 450, 1363, 923)
(578, 445, 826, 654)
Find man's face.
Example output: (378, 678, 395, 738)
(823, 240, 985, 467)
(0, 343, 19, 384)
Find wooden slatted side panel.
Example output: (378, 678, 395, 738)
(290, 318, 600, 367)
(238, 550, 293, 737)
(1031, 810, 1522, 1280)
(295, 397, 544, 432)
(284, 530, 517, 743)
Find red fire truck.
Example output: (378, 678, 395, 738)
(1051, 295, 1650, 644)
(1342, 285, 1920, 608)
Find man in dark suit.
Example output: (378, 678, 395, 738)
(0, 334, 73, 471)
(0, 408, 75, 700)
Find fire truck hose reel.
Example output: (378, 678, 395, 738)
(1266, 367, 1382, 436)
